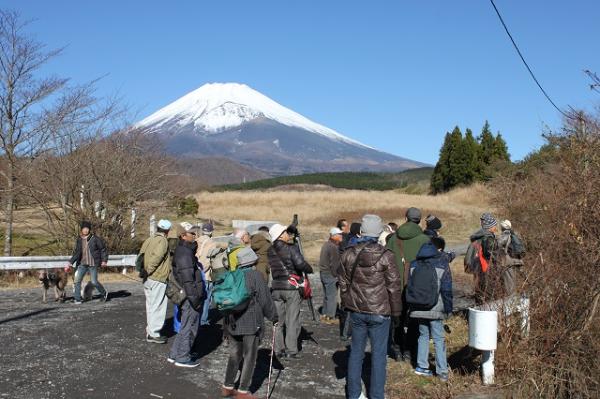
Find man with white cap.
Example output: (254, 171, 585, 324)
(139, 219, 172, 344)
(169, 222, 205, 367)
(319, 227, 343, 323)
(267, 223, 313, 359)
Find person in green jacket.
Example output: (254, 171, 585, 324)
(386, 207, 431, 363)
(140, 219, 173, 344)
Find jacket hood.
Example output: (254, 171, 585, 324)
(470, 228, 495, 242)
(415, 242, 441, 260)
(356, 242, 387, 267)
(179, 239, 198, 252)
(251, 231, 271, 243)
(396, 221, 424, 240)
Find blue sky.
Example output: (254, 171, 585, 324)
(4, 0, 599, 164)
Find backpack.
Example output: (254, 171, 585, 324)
(406, 259, 439, 310)
(208, 247, 228, 282)
(165, 273, 187, 305)
(465, 239, 491, 274)
(226, 245, 245, 272)
(212, 267, 252, 313)
(509, 232, 525, 257)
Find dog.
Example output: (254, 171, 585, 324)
(38, 269, 68, 303)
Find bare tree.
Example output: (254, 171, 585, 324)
(0, 10, 67, 255)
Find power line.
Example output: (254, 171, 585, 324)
(489, 0, 571, 119)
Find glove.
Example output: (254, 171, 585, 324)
(64, 264, 72, 273)
(272, 316, 279, 325)
(101, 261, 108, 267)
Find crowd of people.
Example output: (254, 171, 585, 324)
(63, 206, 523, 399)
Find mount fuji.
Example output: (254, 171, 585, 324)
(136, 83, 424, 175)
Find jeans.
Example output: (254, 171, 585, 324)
(223, 334, 260, 392)
(143, 279, 168, 337)
(272, 289, 302, 355)
(320, 272, 338, 318)
(347, 312, 390, 399)
(169, 300, 201, 362)
(201, 281, 214, 326)
(73, 265, 106, 301)
(416, 318, 448, 376)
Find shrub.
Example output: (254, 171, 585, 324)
(494, 112, 600, 398)
(175, 196, 199, 217)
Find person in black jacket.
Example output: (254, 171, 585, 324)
(66, 221, 109, 304)
(268, 224, 313, 359)
(168, 222, 205, 368)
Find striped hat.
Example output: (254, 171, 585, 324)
(480, 213, 498, 230)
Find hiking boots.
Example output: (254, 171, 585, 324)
(320, 315, 338, 325)
(146, 335, 167, 344)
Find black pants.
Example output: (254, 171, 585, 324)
(223, 334, 260, 392)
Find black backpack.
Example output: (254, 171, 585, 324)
(406, 259, 439, 310)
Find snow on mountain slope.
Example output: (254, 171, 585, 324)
(136, 82, 371, 148)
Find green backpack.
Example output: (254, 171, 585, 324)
(212, 267, 252, 313)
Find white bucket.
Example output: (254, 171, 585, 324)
(468, 308, 498, 350)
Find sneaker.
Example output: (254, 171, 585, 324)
(174, 359, 201, 368)
(74, 300, 83, 305)
(102, 291, 109, 302)
(221, 386, 236, 397)
(146, 335, 167, 344)
(438, 373, 449, 382)
(414, 367, 433, 377)
(167, 357, 176, 364)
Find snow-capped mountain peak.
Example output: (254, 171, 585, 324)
(136, 82, 369, 148)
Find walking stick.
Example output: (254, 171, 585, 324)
(266, 323, 277, 399)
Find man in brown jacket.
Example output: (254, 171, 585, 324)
(250, 226, 271, 282)
(339, 214, 402, 399)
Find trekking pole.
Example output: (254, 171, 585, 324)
(266, 323, 277, 399)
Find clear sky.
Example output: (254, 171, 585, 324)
(4, 0, 599, 164)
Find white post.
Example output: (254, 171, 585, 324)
(80, 185, 85, 210)
(149, 214, 156, 235)
(131, 207, 137, 239)
(481, 350, 495, 385)
(519, 296, 530, 337)
(94, 201, 101, 218)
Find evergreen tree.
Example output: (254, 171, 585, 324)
(478, 120, 496, 167)
(493, 133, 510, 162)
(464, 128, 480, 182)
(447, 126, 468, 188)
(430, 132, 452, 194)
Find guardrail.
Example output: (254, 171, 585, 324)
(0, 255, 137, 271)
(0, 242, 469, 271)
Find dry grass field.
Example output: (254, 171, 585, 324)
(195, 183, 494, 265)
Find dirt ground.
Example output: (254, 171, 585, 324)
(0, 274, 485, 399)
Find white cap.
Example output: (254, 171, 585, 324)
(269, 223, 287, 242)
(179, 222, 199, 233)
(329, 227, 343, 236)
(157, 219, 172, 230)
(500, 220, 512, 231)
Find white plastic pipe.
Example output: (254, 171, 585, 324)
(481, 350, 495, 385)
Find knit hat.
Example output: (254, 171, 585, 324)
(269, 223, 287, 242)
(500, 220, 512, 231)
(236, 247, 258, 267)
(480, 213, 498, 230)
(425, 215, 442, 231)
(360, 214, 383, 238)
(157, 219, 172, 230)
(201, 222, 214, 234)
(329, 227, 343, 237)
(80, 221, 92, 230)
(406, 207, 422, 223)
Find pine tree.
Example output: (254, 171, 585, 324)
(447, 126, 467, 188)
(430, 132, 452, 194)
(464, 128, 480, 182)
(493, 133, 510, 162)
